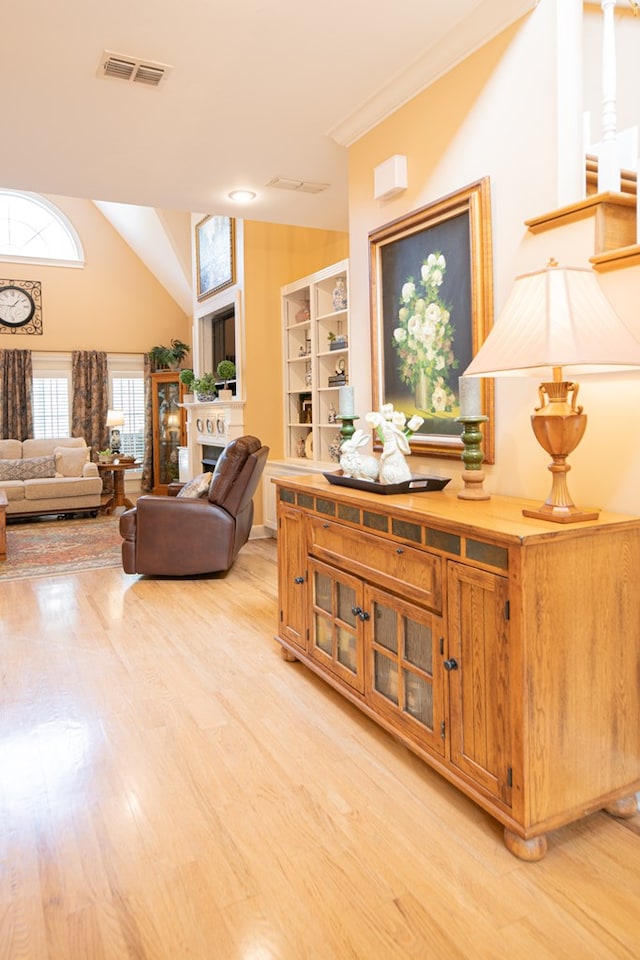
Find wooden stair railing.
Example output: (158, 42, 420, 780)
(585, 153, 637, 197)
(526, 154, 639, 267)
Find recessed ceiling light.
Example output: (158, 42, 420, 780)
(228, 190, 257, 203)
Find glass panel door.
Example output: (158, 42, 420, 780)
(366, 585, 444, 756)
(309, 558, 364, 692)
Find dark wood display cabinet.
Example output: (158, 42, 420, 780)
(151, 371, 186, 494)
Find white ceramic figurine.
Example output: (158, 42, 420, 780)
(339, 429, 379, 481)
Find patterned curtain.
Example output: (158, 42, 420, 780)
(140, 352, 154, 492)
(71, 350, 109, 457)
(0, 349, 33, 440)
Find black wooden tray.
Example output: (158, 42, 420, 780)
(323, 471, 450, 495)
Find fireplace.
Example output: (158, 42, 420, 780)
(201, 444, 224, 473)
(182, 398, 246, 480)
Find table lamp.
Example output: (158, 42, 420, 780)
(463, 260, 640, 522)
(106, 409, 125, 454)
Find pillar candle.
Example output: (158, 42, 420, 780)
(339, 385, 355, 417)
(459, 376, 482, 417)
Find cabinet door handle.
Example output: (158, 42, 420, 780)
(294, 576, 305, 584)
(323, 523, 330, 529)
(443, 658, 459, 671)
(351, 606, 370, 621)
(396, 547, 404, 554)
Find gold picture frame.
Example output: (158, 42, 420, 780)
(369, 178, 494, 462)
(196, 215, 235, 301)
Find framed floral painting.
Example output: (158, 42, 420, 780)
(369, 178, 495, 461)
(196, 215, 235, 301)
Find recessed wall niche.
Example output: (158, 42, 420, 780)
(200, 302, 236, 393)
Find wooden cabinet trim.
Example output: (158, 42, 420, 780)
(274, 476, 640, 859)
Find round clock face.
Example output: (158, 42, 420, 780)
(0, 285, 36, 327)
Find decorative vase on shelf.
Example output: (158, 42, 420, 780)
(332, 278, 347, 311)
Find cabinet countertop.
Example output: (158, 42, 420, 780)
(271, 471, 640, 544)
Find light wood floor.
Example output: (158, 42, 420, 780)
(1, 536, 639, 959)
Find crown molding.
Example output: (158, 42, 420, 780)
(328, 0, 539, 147)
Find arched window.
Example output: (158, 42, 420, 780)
(0, 190, 84, 266)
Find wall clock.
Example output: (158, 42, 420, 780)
(0, 279, 43, 335)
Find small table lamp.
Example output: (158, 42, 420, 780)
(463, 260, 640, 522)
(106, 409, 125, 454)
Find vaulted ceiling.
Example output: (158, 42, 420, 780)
(4, 0, 537, 233)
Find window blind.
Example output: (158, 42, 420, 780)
(32, 376, 70, 438)
(111, 376, 145, 460)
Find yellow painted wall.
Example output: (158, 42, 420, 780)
(347, 0, 640, 516)
(242, 220, 348, 462)
(1, 194, 190, 353)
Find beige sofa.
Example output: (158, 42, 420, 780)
(0, 437, 103, 518)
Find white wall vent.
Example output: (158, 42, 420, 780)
(97, 51, 172, 87)
(266, 177, 329, 194)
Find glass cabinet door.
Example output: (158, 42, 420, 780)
(309, 558, 364, 693)
(151, 372, 185, 493)
(365, 584, 445, 757)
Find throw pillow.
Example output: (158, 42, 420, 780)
(0, 455, 57, 481)
(54, 445, 89, 478)
(176, 471, 213, 499)
(0, 458, 23, 481)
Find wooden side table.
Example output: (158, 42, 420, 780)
(0, 489, 7, 560)
(97, 461, 140, 515)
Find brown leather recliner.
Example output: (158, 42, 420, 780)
(119, 435, 269, 576)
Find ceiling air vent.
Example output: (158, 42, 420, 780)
(97, 51, 172, 88)
(267, 177, 329, 194)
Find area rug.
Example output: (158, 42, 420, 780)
(0, 516, 123, 582)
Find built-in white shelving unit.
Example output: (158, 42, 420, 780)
(263, 259, 350, 535)
(281, 259, 349, 464)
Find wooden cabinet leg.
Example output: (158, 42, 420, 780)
(504, 828, 548, 861)
(280, 646, 299, 662)
(604, 794, 639, 819)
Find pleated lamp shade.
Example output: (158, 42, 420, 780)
(463, 261, 640, 523)
(464, 262, 640, 379)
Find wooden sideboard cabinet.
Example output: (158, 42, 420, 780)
(273, 474, 640, 861)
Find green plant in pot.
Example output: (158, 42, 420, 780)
(216, 360, 236, 399)
(193, 372, 217, 402)
(179, 368, 195, 400)
(149, 338, 190, 370)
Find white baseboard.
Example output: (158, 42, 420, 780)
(250, 524, 275, 540)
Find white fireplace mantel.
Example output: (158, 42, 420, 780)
(180, 399, 246, 478)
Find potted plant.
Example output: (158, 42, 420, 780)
(193, 372, 217, 402)
(179, 368, 195, 402)
(216, 360, 236, 400)
(97, 448, 114, 464)
(148, 338, 190, 370)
